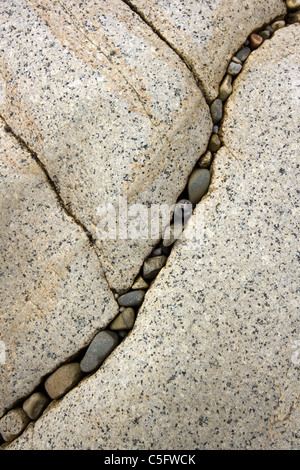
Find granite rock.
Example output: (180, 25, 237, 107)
(0, 121, 118, 417)
(0, 0, 211, 293)
(0, 408, 30, 442)
(128, 0, 286, 100)
(6, 24, 300, 450)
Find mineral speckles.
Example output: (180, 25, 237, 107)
(0, 408, 30, 442)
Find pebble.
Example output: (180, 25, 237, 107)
(187, 169, 211, 205)
(218, 74, 232, 101)
(80, 331, 119, 373)
(271, 20, 285, 30)
(286, 0, 300, 10)
(257, 30, 272, 40)
(44, 363, 84, 399)
(143, 255, 167, 280)
(174, 199, 193, 224)
(286, 10, 300, 23)
(0, 408, 30, 442)
(208, 134, 221, 153)
(131, 275, 149, 290)
(151, 246, 163, 256)
(210, 99, 223, 124)
(198, 150, 213, 169)
(227, 61, 242, 76)
(23, 392, 49, 420)
(235, 47, 251, 63)
(249, 33, 263, 50)
(213, 125, 219, 133)
(109, 308, 135, 330)
(162, 224, 182, 247)
(118, 289, 145, 307)
(231, 56, 242, 65)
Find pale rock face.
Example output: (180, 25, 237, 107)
(128, 0, 286, 100)
(0, 122, 118, 417)
(0, 0, 211, 293)
(6, 25, 300, 450)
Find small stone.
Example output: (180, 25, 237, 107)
(198, 150, 213, 169)
(118, 290, 145, 307)
(208, 134, 221, 153)
(235, 47, 251, 63)
(265, 25, 274, 33)
(0, 408, 30, 442)
(151, 246, 163, 256)
(109, 308, 135, 330)
(218, 75, 233, 101)
(162, 224, 182, 247)
(257, 30, 272, 40)
(80, 331, 119, 373)
(23, 392, 49, 420)
(119, 306, 125, 312)
(143, 256, 167, 280)
(44, 363, 84, 399)
(249, 33, 263, 50)
(271, 20, 285, 30)
(286, 10, 300, 23)
(131, 275, 149, 290)
(231, 56, 242, 64)
(174, 199, 193, 224)
(210, 99, 223, 124)
(114, 293, 119, 300)
(187, 169, 211, 205)
(213, 125, 219, 133)
(118, 330, 128, 339)
(286, 0, 300, 10)
(227, 61, 242, 76)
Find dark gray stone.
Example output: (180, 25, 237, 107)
(235, 47, 251, 63)
(210, 99, 223, 124)
(118, 290, 145, 307)
(188, 169, 211, 205)
(80, 331, 119, 373)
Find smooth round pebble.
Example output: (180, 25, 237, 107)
(210, 99, 223, 124)
(118, 290, 145, 307)
(23, 392, 49, 420)
(44, 363, 84, 399)
(271, 20, 285, 30)
(227, 61, 242, 76)
(235, 47, 251, 63)
(198, 150, 213, 169)
(249, 33, 263, 50)
(218, 74, 232, 101)
(286, 0, 300, 10)
(80, 331, 119, 373)
(187, 169, 211, 205)
(143, 256, 167, 280)
(208, 134, 221, 153)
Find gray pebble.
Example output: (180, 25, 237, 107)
(143, 256, 167, 280)
(187, 169, 211, 205)
(80, 331, 119, 373)
(227, 61, 242, 76)
(213, 125, 219, 133)
(118, 290, 145, 307)
(218, 75, 232, 101)
(198, 150, 213, 169)
(257, 30, 272, 40)
(235, 47, 251, 63)
(23, 392, 49, 420)
(210, 99, 223, 124)
(152, 246, 163, 256)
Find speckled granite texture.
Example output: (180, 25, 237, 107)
(128, 0, 286, 100)
(0, 121, 118, 417)
(6, 24, 299, 450)
(0, 0, 211, 293)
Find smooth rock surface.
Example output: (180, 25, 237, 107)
(0, 121, 118, 417)
(80, 331, 119, 373)
(0, 0, 211, 293)
(129, 0, 286, 100)
(118, 290, 145, 308)
(44, 363, 84, 400)
(6, 24, 300, 450)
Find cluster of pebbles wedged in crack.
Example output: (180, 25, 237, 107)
(0, 0, 298, 445)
